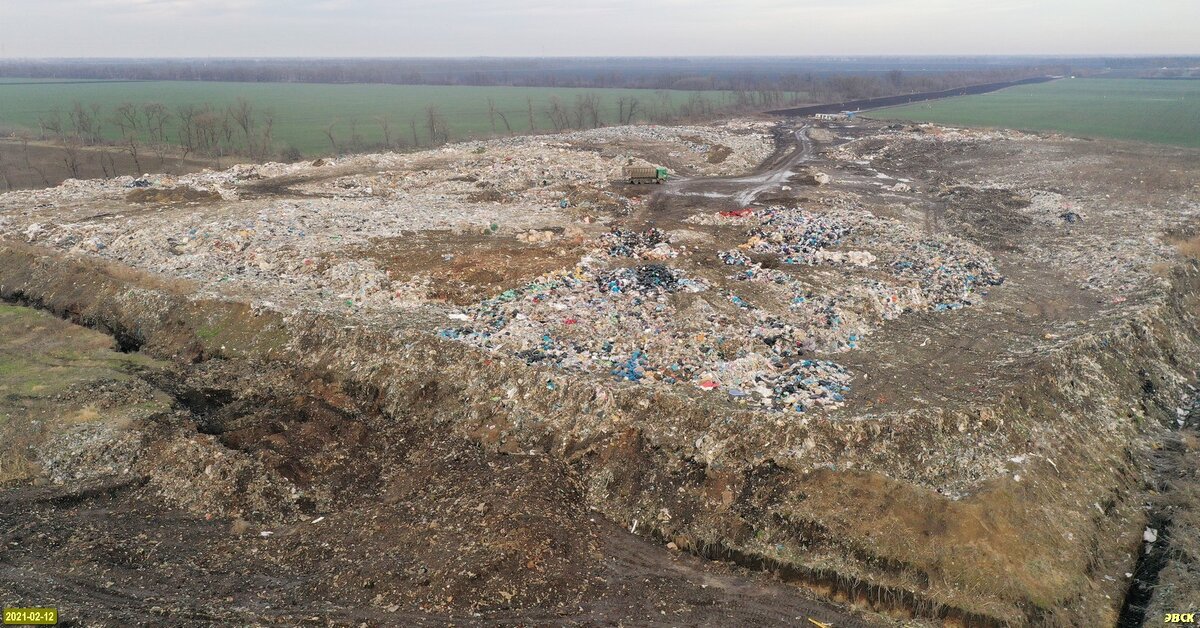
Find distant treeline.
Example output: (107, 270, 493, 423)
(0, 57, 1088, 97)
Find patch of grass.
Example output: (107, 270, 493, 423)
(868, 79, 1200, 148)
(1177, 235, 1200, 259)
(196, 326, 221, 341)
(0, 304, 171, 484)
(0, 305, 164, 395)
(0, 449, 37, 485)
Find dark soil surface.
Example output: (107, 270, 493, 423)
(0, 304, 876, 627)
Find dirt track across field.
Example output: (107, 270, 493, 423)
(767, 75, 1056, 116)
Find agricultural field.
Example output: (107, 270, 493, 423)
(0, 80, 741, 155)
(869, 78, 1200, 148)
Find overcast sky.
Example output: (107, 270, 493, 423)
(1, 0, 1197, 58)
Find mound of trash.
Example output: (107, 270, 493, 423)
(441, 204, 1005, 413)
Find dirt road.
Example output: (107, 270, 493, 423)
(661, 123, 816, 207)
(766, 75, 1056, 116)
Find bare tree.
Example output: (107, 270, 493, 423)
(324, 120, 340, 155)
(89, 103, 104, 145)
(486, 98, 497, 134)
(143, 103, 170, 142)
(113, 103, 140, 136)
(424, 105, 448, 145)
(142, 103, 172, 168)
(229, 98, 255, 151)
(39, 109, 64, 141)
(219, 112, 235, 153)
(349, 117, 362, 153)
(653, 91, 674, 125)
(424, 106, 437, 145)
(112, 103, 143, 173)
(495, 110, 513, 134)
(526, 97, 535, 131)
(260, 111, 275, 159)
(0, 143, 11, 191)
(409, 117, 419, 147)
(621, 97, 640, 124)
(578, 93, 602, 128)
(571, 97, 586, 129)
(60, 135, 83, 179)
(17, 132, 49, 187)
(68, 102, 96, 145)
(194, 109, 221, 155)
(682, 92, 714, 121)
(98, 147, 113, 178)
(544, 96, 570, 131)
(374, 115, 392, 149)
(17, 132, 32, 172)
(176, 104, 200, 154)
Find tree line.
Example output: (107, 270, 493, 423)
(0, 71, 1026, 191)
(0, 60, 1090, 192)
(0, 89, 720, 190)
(0, 58, 1077, 99)
(0, 98, 286, 189)
(25, 98, 277, 175)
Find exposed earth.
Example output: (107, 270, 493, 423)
(1, 116, 1198, 626)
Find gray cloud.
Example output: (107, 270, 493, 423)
(0, 0, 1196, 57)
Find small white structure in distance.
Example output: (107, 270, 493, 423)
(813, 111, 857, 121)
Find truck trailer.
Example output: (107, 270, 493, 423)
(623, 166, 669, 184)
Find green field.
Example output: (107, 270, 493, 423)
(869, 78, 1200, 148)
(0, 80, 737, 156)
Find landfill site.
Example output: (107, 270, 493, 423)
(1, 114, 1199, 627)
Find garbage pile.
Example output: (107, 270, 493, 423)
(437, 201, 1010, 413)
(1022, 190, 1087, 226)
(0, 119, 772, 316)
(743, 207, 857, 265)
(887, 239, 1005, 311)
(686, 209, 758, 226)
(437, 216, 855, 411)
(440, 254, 853, 412)
(723, 206, 1005, 310)
(285, 121, 773, 205)
(600, 227, 677, 260)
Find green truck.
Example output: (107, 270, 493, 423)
(623, 166, 669, 184)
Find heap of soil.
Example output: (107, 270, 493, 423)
(126, 186, 222, 204)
